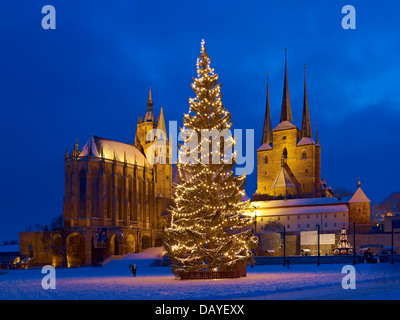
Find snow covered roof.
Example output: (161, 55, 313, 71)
(273, 121, 298, 132)
(80, 136, 148, 165)
(297, 137, 315, 146)
(257, 143, 273, 151)
(257, 203, 349, 216)
(255, 196, 350, 209)
(348, 187, 370, 203)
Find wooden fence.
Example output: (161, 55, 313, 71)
(180, 270, 241, 280)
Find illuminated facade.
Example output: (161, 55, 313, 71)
(20, 88, 172, 266)
(251, 52, 371, 242)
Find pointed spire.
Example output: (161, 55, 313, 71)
(280, 49, 293, 123)
(262, 72, 273, 145)
(315, 120, 320, 145)
(157, 105, 168, 141)
(357, 177, 361, 188)
(301, 64, 313, 138)
(73, 135, 79, 158)
(147, 85, 153, 112)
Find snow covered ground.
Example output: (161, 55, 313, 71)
(1, 247, 400, 300)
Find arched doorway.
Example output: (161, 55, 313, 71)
(52, 234, 63, 267)
(125, 234, 136, 254)
(109, 234, 119, 255)
(67, 233, 85, 267)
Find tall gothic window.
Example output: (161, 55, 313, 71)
(79, 169, 86, 218)
(264, 155, 268, 164)
(91, 174, 99, 218)
(282, 147, 288, 159)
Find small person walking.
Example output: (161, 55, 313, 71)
(130, 264, 137, 277)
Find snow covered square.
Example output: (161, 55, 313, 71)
(1, 248, 400, 300)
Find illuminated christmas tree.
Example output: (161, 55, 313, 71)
(164, 40, 258, 277)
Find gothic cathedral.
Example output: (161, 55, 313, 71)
(20, 88, 172, 267)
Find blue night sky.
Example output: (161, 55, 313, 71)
(0, 0, 399, 241)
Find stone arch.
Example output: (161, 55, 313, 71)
(52, 233, 63, 267)
(109, 234, 120, 255)
(125, 234, 136, 254)
(67, 232, 85, 267)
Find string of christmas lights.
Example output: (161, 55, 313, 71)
(163, 40, 258, 277)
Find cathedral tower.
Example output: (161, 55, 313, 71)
(134, 87, 172, 200)
(256, 51, 323, 200)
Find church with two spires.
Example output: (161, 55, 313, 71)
(251, 51, 371, 238)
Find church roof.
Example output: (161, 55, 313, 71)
(255, 196, 349, 208)
(273, 120, 297, 132)
(269, 166, 297, 190)
(297, 137, 315, 146)
(80, 136, 148, 166)
(257, 143, 273, 151)
(256, 204, 349, 217)
(348, 187, 371, 203)
(252, 196, 350, 216)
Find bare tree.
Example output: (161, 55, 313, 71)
(383, 192, 400, 212)
(41, 215, 71, 267)
(371, 192, 400, 224)
(371, 204, 387, 224)
(334, 187, 353, 198)
(263, 221, 285, 233)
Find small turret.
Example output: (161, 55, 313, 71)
(72, 137, 80, 158)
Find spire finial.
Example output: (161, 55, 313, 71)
(301, 64, 312, 139)
(73, 135, 80, 158)
(147, 85, 153, 111)
(280, 48, 293, 123)
(262, 72, 273, 145)
(357, 177, 361, 188)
